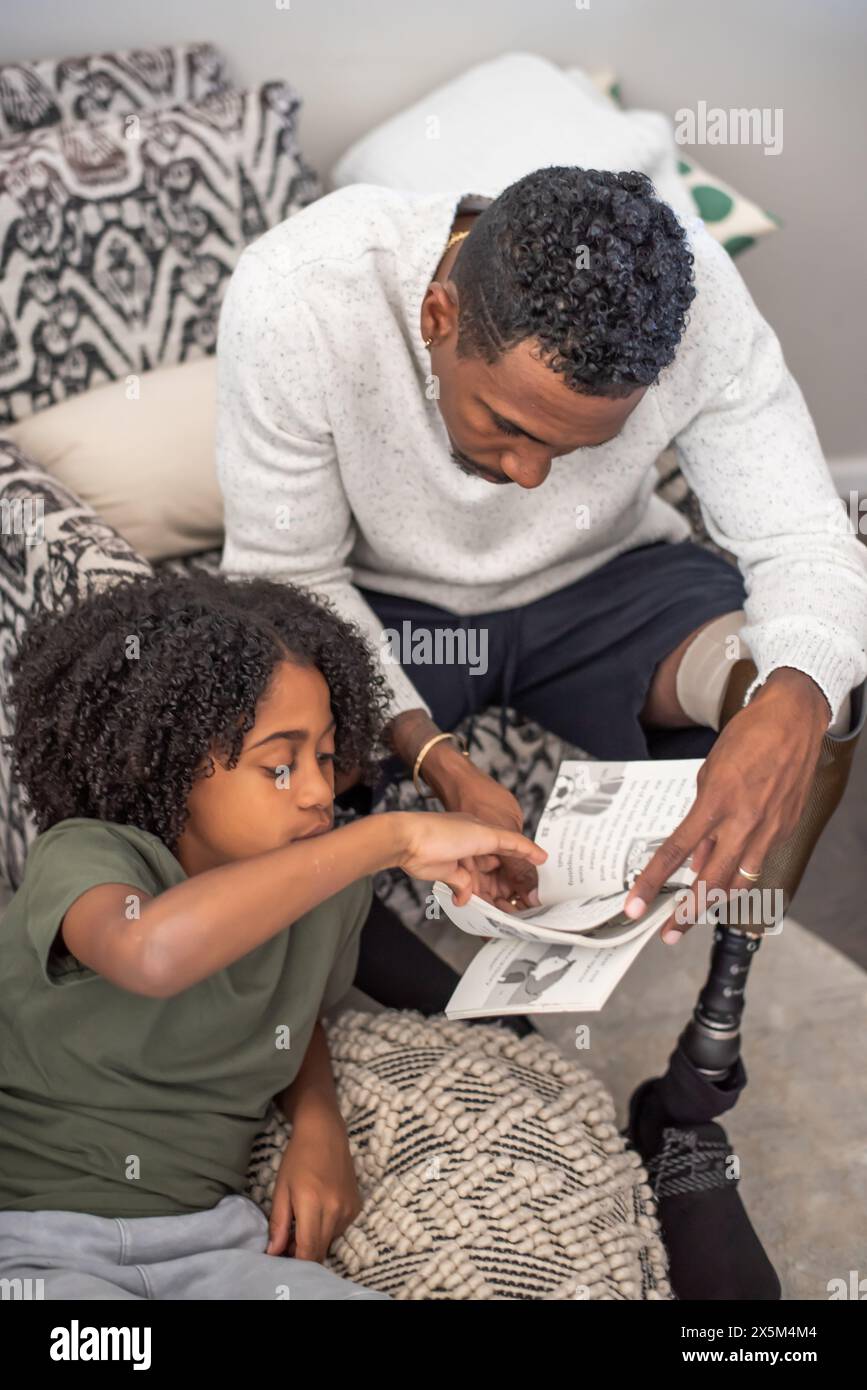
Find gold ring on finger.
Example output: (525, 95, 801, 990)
(738, 865, 762, 882)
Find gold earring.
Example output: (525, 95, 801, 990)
(423, 337, 433, 349)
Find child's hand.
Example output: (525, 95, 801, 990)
(266, 1107, 361, 1262)
(396, 811, 547, 907)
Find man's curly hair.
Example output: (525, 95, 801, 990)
(2, 571, 390, 851)
(449, 166, 697, 396)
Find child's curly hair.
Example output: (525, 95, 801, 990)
(2, 571, 390, 851)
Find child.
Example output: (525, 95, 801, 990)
(0, 572, 544, 1301)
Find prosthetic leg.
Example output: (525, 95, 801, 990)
(627, 663, 866, 1300)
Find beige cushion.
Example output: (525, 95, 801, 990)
(5, 356, 223, 561)
(247, 1009, 672, 1300)
(331, 52, 695, 223)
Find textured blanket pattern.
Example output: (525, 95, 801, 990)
(247, 1010, 672, 1301)
(0, 43, 230, 139)
(0, 83, 320, 425)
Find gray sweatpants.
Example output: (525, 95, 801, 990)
(0, 1194, 390, 1300)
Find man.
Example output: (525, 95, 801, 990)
(216, 167, 867, 1298)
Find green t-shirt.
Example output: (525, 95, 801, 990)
(0, 817, 371, 1218)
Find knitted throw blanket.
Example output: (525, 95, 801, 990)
(246, 1010, 672, 1301)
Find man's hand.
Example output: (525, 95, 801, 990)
(624, 668, 830, 942)
(389, 710, 542, 911)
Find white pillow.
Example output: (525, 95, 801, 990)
(329, 51, 695, 220)
(5, 356, 222, 562)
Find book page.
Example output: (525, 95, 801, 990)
(432, 880, 682, 947)
(431, 880, 636, 935)
(535, 759, 704, 905)
(431, 882, 528, 940)
(444, 926, 658, 1017)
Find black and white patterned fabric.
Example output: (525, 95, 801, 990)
(655, 446, 723, 557)
(0, 81, 321, 425)
(0, 43, 230, 139)
(0, 442, 152, 885)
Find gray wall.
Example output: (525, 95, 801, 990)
(4, 0, 865, 462)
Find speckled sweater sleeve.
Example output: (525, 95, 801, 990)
(660, 235, 867, 725)
(215, 246, 430, 723)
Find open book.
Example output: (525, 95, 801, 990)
(435, 758, 702, 1017)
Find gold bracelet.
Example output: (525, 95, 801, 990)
(412, 731, 469, 798)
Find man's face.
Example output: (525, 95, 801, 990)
(423, 283, 647, 489)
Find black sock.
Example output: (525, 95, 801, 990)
(656, 1041, 747, 1126)
(628, 1046, 781, 1301)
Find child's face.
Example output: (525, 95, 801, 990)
(176, 660, 336, 874)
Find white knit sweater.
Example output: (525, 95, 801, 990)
(215, 183, 867, 725)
